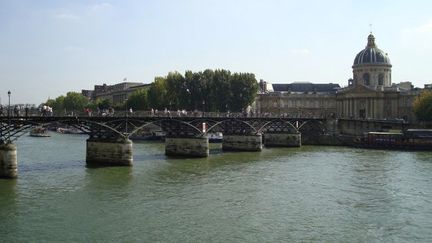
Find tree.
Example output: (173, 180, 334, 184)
(413, 90, 432, 121)
(147, 77, 168, 110)
(126, 89, 149, 110)
(165, 71, 184, 109)
(63, 92, 89, 113)
(211, 69, 231, 112)
(44, 95, 65, 115)
(145, 69, 257, 112)
(95, 98, 112, 111)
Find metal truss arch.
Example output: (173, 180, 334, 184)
(257, 119, 299, 134)
(206, 119, 258, 135)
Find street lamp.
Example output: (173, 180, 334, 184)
(202, 100, 205, 117)
(7, 90, 11, 118)
(7, 90, 11, 142)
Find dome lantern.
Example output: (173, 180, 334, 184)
(367, 34, 376, 48)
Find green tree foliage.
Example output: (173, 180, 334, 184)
(63, 92, 89, 112)
(145, 69, 257, 112)
(147, 77, 168, 110)
(165, 71, 184, 109)
(126, 89, 149, 110)
(96, 98, 112, 110)
(413, 90, 432, 121)
(229, 73, 258, 112)
(45, 69, 257, 113)
(44, 96, 65, 115)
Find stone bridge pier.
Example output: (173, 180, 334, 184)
(161, 119, 209, 157)
(216, 119, 263, 152)
(0, 143, 18, 178)
(86, 138, 133, 166)
(165, 137, 209, 157)
(263, 133, 301, 147)
(259, 120, 302, 147)
(222, 134, 263, 151)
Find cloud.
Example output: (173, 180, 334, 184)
(50, 3, 113, 22)
(289, 48, 311, 55)
(53, 12, 80, 21)
(89, 2, 113, 11)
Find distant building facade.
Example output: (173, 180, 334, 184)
(255, 81, 340, 118)
(82, 82, 150, 105)
(336, 34, 420, 122)
(255, 33, 422, 123)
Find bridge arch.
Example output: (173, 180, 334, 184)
(207, 119, 258, 135)
(257, 119, 299, 134)
(128, 119, 203, 138)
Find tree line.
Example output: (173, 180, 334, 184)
(126, 69, 258, 112)
(44, 69, 258, 115)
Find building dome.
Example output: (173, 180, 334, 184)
(353, 34, 391, 66)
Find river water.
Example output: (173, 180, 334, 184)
(1, 132, 432, 242)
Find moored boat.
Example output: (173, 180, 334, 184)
(207, 132, 223, 143)
(356, 129, 432, 150)
(30, 127, 50, 137)
(56, 127, 85, 134)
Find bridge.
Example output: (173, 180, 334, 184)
(0, 114, 331, 178)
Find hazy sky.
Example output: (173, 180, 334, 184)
(1, 0, 432, 104)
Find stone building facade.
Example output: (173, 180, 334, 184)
(255, 81, 340, 118)
(82, 82, 150, 105)
(255, 33, 421, 123)
(336, 34, 420, 122)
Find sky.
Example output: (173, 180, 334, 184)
(1, 0, 432, 105)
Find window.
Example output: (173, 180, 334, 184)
(359, 109, 366, 119)
(363, 73, 370, 85)
(378, 74, 384, 85)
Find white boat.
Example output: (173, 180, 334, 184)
(30, 127, 50, 137)
(207, 132, 223, 143)
(56, 127, 85, 134)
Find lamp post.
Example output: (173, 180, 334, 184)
(7, 90, 11, 142)
(7, 91, 11, 118)
(202, 100, 205, 117)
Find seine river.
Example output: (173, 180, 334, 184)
(1, 132, 432, 242)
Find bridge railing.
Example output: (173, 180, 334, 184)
(0, 109, 329, 119)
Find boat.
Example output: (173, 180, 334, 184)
(207, 132, 223, 143)
(356, 129, 432, 150)
(30, 127, 50, 137)
(56, 127, 85, 134)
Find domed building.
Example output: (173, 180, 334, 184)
(352, 34, 392, 88)
(336, 33, 419, 122)
(254, 33, 420, 125)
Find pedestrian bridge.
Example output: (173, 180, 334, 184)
(0, 114, 332, 178)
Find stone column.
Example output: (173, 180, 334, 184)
(0, 143, 18, 179)
(222, 134, 263, 151)
(264, 133, 301, 147)
(86, 139, 133, 166)
(165, 137, 209, 157)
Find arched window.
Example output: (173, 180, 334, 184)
(378, 74, 384, 85)
(363, 73, 370, 86)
